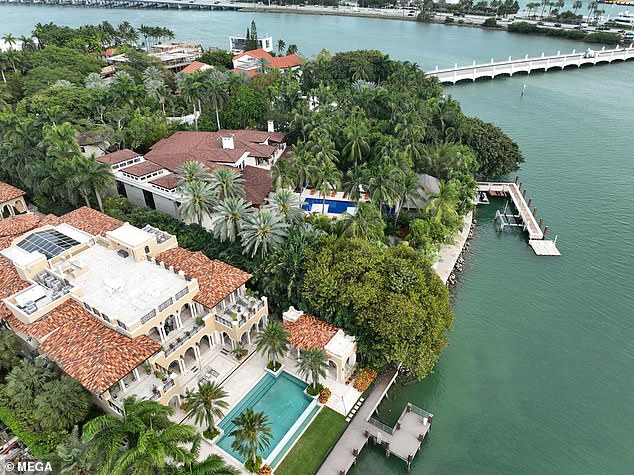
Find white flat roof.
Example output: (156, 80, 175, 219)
(324, 330, 356, 358)
(68, 244, 188, 326)
(108, 224, 153, 248)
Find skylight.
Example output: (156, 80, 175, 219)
(17, 230, 80, 259)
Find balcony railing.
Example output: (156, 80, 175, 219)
(141, 309, 156, 324)
(219, 296, 265, 328)
(215, 315, 233, 328)
(164, 323, 205, 356)
(175, 287, 188, 300)
(158, 298, 173, 312)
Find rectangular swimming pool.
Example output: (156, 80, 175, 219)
(216, 371, 316, 463)
(302, 197, 356, 214)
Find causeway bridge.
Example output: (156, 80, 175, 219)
(427, 45, 634, 84)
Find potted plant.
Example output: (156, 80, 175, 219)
(195, 317, 203, 326)
(144, 363, 152, 375)
(297, 348, 328, 399)
(318, 387, 332, 404)
(231, 312, 238, 321)
(255, 322, 289, 377)
(185, 331, 191, 337)
(155, 371, 165, 381)
(231, 345, 246, 360)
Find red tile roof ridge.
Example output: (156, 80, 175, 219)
(0, 182, 26, 202)
(284, 315, 339, 351)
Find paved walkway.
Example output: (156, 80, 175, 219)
(433, 211, 473, 284)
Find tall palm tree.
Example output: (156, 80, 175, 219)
(293, 149, 317, 194)
(307, 129, 339, 167)
(277, 39, 286, 55)
(142, 66, 164, 84)
(212, 197, 253, 243)
(264, 189, 304, 224)
(144, 78, 167, 114)
(286, 44, 298, 55)
(185, 381, 229, 434)
(255, 321, 290, 369)
(240, 209, 289, 258)
(572, 0, 582, 15)
(18, 35, 36, 51)
(336, 202, 385, 241)
(83, 396, 200, 475)
(271, 157, 295, 190)
(343, 165, 368, 203)
(394, 170, 422, 223)
(342, 121, 370, 169)
(177, 161, 211, 185)
(366, 164, 400, 212)
(206, 72, 229, 131)
(297, 348, 328, 391)
(177, 180, 218, 226)
(425, 180, 460, 226)
(69, 155, 116, 213)
(313, 160, 342, 215)
(210, 168, 244, 200)
(2, 33, 17, 50)
(177, 71, 207, 130)
(229, 408, 273, 467)
(256, 57, 271, 74)
(5, 358, 56, 407)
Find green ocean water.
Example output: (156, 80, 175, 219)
(2, 6, 633, 473)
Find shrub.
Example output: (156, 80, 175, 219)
(353, 368, 378, 393)
(258, 464, 272, 475)
(306, 383, 323, 397)
(584, 32, 621, 44)
(444, 17, 455, 23)
(267, 361, 281, 372)
(203, 427, 220, 440)
(318, 387, 332, 404)
(244, 455, 263, 473)
(482, 18, 499, 28)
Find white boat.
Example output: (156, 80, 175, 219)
(614, 11, 634, 26)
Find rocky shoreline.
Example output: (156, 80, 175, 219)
(446, 216, 476, 287)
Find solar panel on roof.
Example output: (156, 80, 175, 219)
(17, 230, 80, 259)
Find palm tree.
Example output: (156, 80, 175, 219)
(264, 189, 304, 224)
(277, 39, 286, 55)
(394, 170, 422, 223)
(572, 0, 582, 15)
(69, 155, 116, 213)
(167, 454, 238, 475)
(142, 66, 163, 84)
(178, 71, 208, 130)
(240, 209, 289, 258)
(229, 408, 273, 467)
(342, 121, 370, 169)
(110, 71, 141, 108)
(293, 149, 317, 194)
(425, 180, 460, 226)
(337, 202, 385, 241)
(34, 376, 90, 432)
(366, 165, 400, 212)
(210, 168, 244, 200)
(144, 78, 167, 114)
(84, 72, 108, 90)
(343, 166, 367, 203)
(177, 180, 218, 226)
(286, 44, 298, 55)
(185, 381, 229, 435)
(297, 348, 328, 391)
(5, 358, 56, 407)
(271, 157, 295, 190)
(18, 35, 36, 51)
(212, 197, 253, 243)
(256, 57, 271, 74)
(83, 396, 200, 475)
(56, 426, 95, 475)
(313, 160, 342, 215)
(177, 161, 211, 185)
(255, 321, 290, 369)
(2, 33, 17, 50)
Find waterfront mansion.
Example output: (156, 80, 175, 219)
(0, 204, 269, 414)
(97, 127, 287, 218)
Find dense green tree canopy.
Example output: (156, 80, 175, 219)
(302, 238, 453, 379)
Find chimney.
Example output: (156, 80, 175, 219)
(267, 120, 275, 133)
(221, 136, 234, 150)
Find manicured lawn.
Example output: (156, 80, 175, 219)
(275, 407, 347, 475)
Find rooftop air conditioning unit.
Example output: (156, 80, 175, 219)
(51, 291, 62, 300)
(24, 304, 37, 315)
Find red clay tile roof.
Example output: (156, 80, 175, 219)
(150, 173, 180, 190)
(97, 149, 140, 165)
(232, 48, 273, 61)
(144, 130, 285, 172)
(231, 68, 257, 77)
(284, 315, 339, 351)
(182, 61, 212, 74)
(156, 248, 252, 309)
(242, 166, 272, 206)
(0, 183, 26, 202)
(37, 300, 160, 394)
(0, 256, 30, 321)
(60, 207, 123, 237)
(0, 214, 42, 238)
(120, 161, 164, 177)
(271, 54, 303, 70)
(232, 49, 303, 71)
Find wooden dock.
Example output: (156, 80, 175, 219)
(317, 366, 432, 474)
(477, 179, 560, 256)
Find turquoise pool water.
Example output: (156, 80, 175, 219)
(216, 372, 313, 462)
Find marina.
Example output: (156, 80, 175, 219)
(477, 179, 560, 256)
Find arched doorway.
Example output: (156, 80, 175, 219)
(327, 360, 338, 381)
(199, 335, 212, 358)
(168, 360, 181, 376)
(167, 394, 180, 409)
(148, 326, 162, 344)
(163, 315, 177, 336)
(183, 346, 197, 370)
(180, 302, 194, 326)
